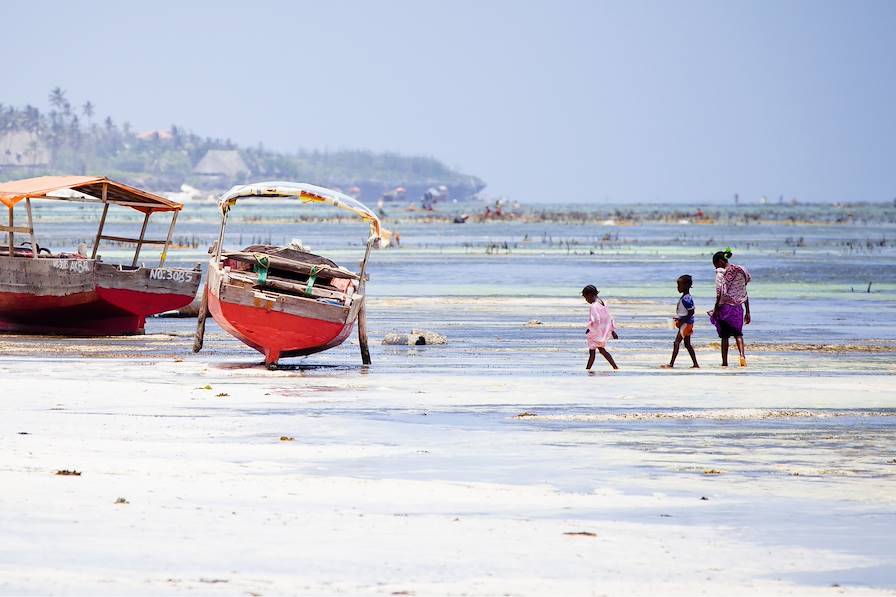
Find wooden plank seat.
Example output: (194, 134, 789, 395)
(221, 250, 360, 281)
(226, 269, 351, 303)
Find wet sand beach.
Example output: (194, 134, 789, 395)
(1, 203, 895, 595)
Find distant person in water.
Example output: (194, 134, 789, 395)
(662, 275, 699, 369)
(582, 285, 619, 370)
(708, 248, 751, 366)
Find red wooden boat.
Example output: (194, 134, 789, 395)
(0, 176, 201, 335)
(194, 182, 381, 365)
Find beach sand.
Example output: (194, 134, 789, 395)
(1, 296, 894, 596)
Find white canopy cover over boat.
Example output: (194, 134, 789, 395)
(219, 181, 381, 239)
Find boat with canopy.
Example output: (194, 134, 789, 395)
(0, 176, 201, 335)
(193, 181, 381, 366)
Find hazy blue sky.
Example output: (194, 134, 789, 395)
(4, 0, 895, 203)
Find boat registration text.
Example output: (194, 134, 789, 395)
(52, 260, 92, 273)
(149, 269, 195, 283)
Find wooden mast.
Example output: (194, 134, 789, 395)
(194, 210, 227, 353)
(91, 183, 109, 259)
(159, 211, 178, 266)
(6, 206, 13, 257)
(356, 238, 374, 365)
(131, 212, 151, 267)
(24, 198, 37, 258)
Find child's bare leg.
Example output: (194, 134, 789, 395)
(598, 347, 619, 370)
(664, 333, 682, 367)
(684, 335, 698, 367)
(720, 337, 729, 366)
(586, 349, 596, 370)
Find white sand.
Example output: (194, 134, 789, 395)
(1, 344, 894, 596)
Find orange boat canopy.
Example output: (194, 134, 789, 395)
(0, 176, 183, 213)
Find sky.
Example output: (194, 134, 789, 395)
(3, 0, 895, 203)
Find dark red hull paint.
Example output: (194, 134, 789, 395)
(0, 287, 196, 336)
(207, 289, 353, 365)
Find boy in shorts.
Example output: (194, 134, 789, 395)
(662, 275, 699, 368)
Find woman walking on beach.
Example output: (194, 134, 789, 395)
(709, 249, 751, 367)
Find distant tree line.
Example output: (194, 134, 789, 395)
(0, 88, 483, 194)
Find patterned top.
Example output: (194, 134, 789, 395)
(717, 264, 751, 306)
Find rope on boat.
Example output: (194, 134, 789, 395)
(252, 254, 270, 285)
(305, 265, 321, 297)
(247, 253, 334, 296)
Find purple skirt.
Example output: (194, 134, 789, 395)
(710, 303, 744, 338)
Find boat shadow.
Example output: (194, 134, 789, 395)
(213, 360, 364, 373)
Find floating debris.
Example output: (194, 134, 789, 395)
(215, 392, 229, 398)
(515, 412, 538, 418)
(114, 497, 129, 504)
(279, 436, 294, 442)
(703, 469, 722, 475)
(55, 470, 81, 476)
(563, 531, 597, 537)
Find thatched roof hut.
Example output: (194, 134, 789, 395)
(193, 149, 249, 178)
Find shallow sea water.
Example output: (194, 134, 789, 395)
(3, 200, 895, 593)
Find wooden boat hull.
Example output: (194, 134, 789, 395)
(206, 264, 360, 365)
(0, 257, 200, 336)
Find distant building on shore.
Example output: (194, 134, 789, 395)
(193, 149, 250, 181)
(137, 129, 174, 141)
(0, 131, 50, 170)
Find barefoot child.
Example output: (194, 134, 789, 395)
(582, 285, 619, 370)
(662, 275, 699, 368)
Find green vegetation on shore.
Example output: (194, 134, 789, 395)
(0, 88, 484, 199)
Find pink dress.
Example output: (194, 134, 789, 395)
(587, 299, 616, 349)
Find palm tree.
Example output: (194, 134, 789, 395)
(69, 114, 81, 143)
(170, 124, 182, 149)
(23, 105, 41, 135)
(49, 87, 66, 110)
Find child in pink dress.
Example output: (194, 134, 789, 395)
(582, 285, 619, 370)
